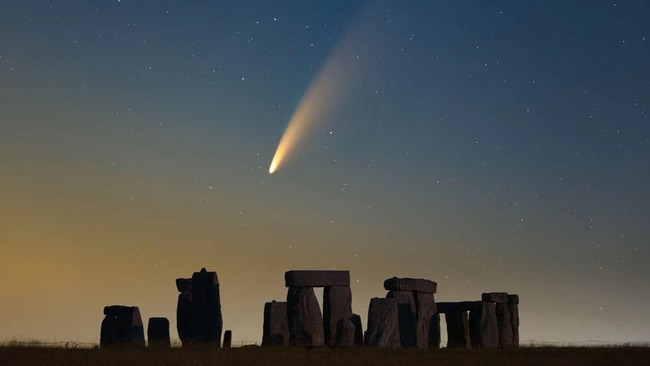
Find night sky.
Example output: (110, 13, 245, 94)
(1, 0, 649, 345)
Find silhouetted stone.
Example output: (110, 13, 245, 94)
(284, 270, 350, 287)
(287, 287, 325, 346)
(175, 278, 191, 293)
(428, 313, 441, 348)
(365, 298, 400, 348)
(496, 303, 514, 348)
(176, 292, 193, 346)
(335, 318, 355, 347)
(147, 317, 171, 348)
(437, 301, 476, 313)
(445, 311, 471, 348)
(190, 268, 223, 344)
(223, 330, 232, 348)
(509, 301, 520, 347)
(508, 294, 519, 304)
(262, 301, 289, 346)
(323, 286, 353, 346)
(482, 292, 509, 303)
(386, 290, 417, 348)
(350, 314, 364, 346)
(469, 301, 498, 348)
(100, 305, 145, 347)
(414, 292, 437, 349)
(383, 277, 437, 293)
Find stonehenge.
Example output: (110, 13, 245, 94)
(100, 305, 145, 347)
(98, 266, 520, 351)
(147, 317, 171, 348)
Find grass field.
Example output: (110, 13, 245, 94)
(1, 343, 650, 366)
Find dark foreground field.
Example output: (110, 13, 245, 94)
(1, 344, 650, 366)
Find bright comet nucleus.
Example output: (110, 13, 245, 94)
(268, 2, 380, 174)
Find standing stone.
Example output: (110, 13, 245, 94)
(445, 311, 470, 348)
(323, 286, 353, 346)
(386, 290, 417, 348)
(262, 301, 289, 346)
(176, 292, 193, 345)
(100, 305, 145, 347)
(350, 314, 364, 346)
(190, 268, 223, 344)
(365, 298, 400, 348)
(414, 292, 437, 349)
(496, 303, 515, 348)
(334, 318, 355, 347)
(428, 313, 441, 348)
(223, 330, 232, 348)
(508, 295, 520, 347)
(287, 287, 325, 346)
(147, 317, 171, 348)
(469, 301, 498, 348)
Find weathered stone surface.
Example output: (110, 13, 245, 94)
(284, 270, 350, 287)
(509, 302, 520, 347)
(147, 317, 171, 348)
(496, 303, 514, 348)
(365, 298, 400, 348)
(223, 330, 232, 348)
(383, 277, 437, 293)
(508, 294, 519, 304)
(350, 314, 364, 346)
(428, 313, 441, 348)
(482, 292, 509, 303)
(386, 290, 417, 348)
(100, 305, 145, 347)
(176, 278, 191, 293)
(191, 268, 223, 344)
(323, 286, 353, 346)
(445, 311, 471, 348)
(436, 301, 476, 313)
(414, 292, 437, 349)
(176, 293, 193, 345)
(469, 301, 498, 348)
(287, 287, 325, 346)
(335, 318, 355, 347)
(262, 301, 289, 346)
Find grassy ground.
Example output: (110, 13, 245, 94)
(1, 343, 649, 366)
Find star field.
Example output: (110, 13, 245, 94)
(0, 0, 649, 344)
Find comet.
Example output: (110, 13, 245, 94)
(268, 1, 383, 174)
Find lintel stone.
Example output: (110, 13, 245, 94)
(285, 270, 350, 287)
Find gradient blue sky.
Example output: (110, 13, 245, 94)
(1, 0, 649, 344)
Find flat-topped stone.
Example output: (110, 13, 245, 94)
(285, 270, 350, 287)
(176, 278, 192, 293)
(482, 292, 509, 303)
(383, 277, 437, 293)
(508, 294, 519, 304)
(104, 305, 135, 316)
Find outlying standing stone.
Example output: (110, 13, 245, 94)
(334, 318, 355, 347)
(223, 330, 232, 348)
(365, 298, 400, 348)
(445, 311, 471, 348)
(323, 286, 353, 346)
(469, 301, 498, 348)
(147, 317, 171, 348)
(287, 287, 325, 346)
(262, 301, 289, 346)
(100, 305, 145, 347)
(191, 268, 223, 344)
